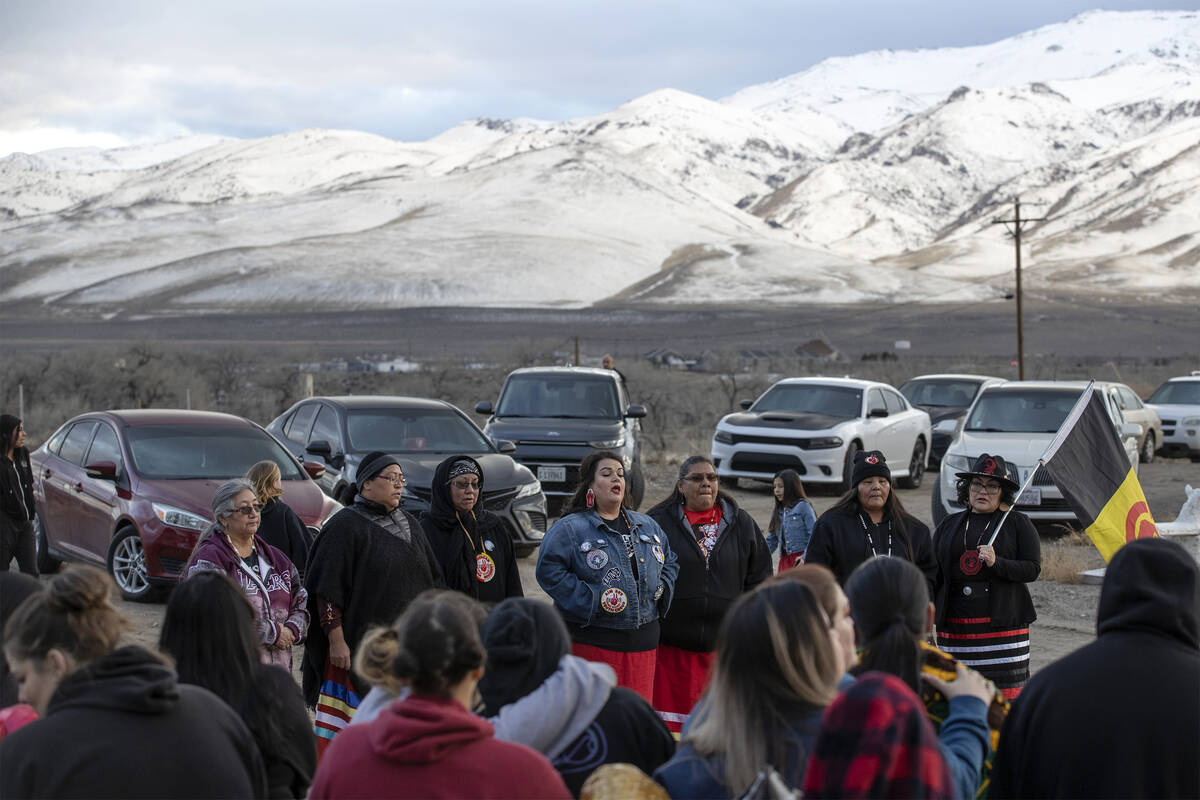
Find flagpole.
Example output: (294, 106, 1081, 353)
(985, 380, 1096, 547)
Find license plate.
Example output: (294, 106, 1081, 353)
(537, 466, 566, 483)
(1018, 487, 1042, 506)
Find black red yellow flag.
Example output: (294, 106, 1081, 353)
(1040, 383, 1158, 561)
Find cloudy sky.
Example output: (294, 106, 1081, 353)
(1, 1, 1194, 156)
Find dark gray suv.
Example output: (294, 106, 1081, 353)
(267, 396, 548, 556)
(475, 367, 646, 512)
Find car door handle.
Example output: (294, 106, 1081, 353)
(74, 482, 84, 493)
(43, 469, 53, 479)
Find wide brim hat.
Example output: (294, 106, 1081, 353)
(954, 453, 1020, 491)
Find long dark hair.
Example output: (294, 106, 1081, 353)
(159, 572, 286, 745)
(844, 556, 927, 693)
(562, 450, 633, 515)
(826, 481, 914, 562)
(769, 469, 809, 534)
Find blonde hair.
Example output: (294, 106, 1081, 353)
(354, 626, 405, 697)
(246, 460, 282, 504)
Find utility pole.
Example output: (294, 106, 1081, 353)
(992, 197, 1047, 380)
(574, 336, 580, 366)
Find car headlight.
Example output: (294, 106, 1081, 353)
(153, 503, 210, 531)
(807, 436, 844, 449)
(713, 430, 734, 444)
(942, 454, 972, 472)
(934, 418, 959, 432)
(588, 436, 625, 448)
(1182, 417, 1200, 426)
(515, 480, 543, 499)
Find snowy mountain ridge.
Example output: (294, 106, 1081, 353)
(1, 9, 1198, 313)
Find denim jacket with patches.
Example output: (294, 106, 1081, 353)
(536, 509, 678, 630)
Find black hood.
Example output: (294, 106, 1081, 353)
(722, 411, 849, 431)
(48, 646, 180, 717)
(914, 405, 967, 426)
(426, 454, 485, 531)
(1097, 538, 1199, 649)
(0, 414, 19, 447)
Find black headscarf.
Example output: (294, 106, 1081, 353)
(477, 598, 570, 717)
(355, 451, 401, 492)
(421, 455, 485, 593)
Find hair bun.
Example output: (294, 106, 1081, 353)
(47, 567, 114, 613)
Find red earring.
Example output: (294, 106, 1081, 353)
(586, 489, 595, 508)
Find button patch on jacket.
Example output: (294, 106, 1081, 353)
(586, 549, 610, 570)
(652, 545, 665, 564)
(603, 566, 622, 585)
(601, 587, 628, 613)
(476, 552, 496, 582)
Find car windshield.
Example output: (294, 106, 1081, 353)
(1148, 381, 1200, 405)
(964, 389, 1081, 433)
(900, 379, 982, 408)
(346, 408, 493, 453)
(126, 424, 306, 480)
(495, 374, 621, 419)
(752, 385, 863, 417)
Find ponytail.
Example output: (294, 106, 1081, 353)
(844, 556, 928, 694)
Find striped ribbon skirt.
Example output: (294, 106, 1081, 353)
(936, 616, 1030, 700)
(314, 661, 361, 759)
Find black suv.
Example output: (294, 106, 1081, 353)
(266, 396, 548, 556)
(475, 367, 646, 511)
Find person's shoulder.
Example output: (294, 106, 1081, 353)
(904, 513, 931, 534)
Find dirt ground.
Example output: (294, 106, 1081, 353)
(106, 454, 1199, 678)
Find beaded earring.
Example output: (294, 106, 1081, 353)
(586, 488, 595, 508)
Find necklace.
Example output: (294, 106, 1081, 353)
(959, 511, 995, 577)
(456, 511, 479, 552)
(225, 532, 255, 559)
(857, 514, 892, 557)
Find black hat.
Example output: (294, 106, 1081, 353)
(851, 450, 891, 487)
(355, 451, 401, 491)
(955, 453, 1019, 492)
(477, 598, 570, 717)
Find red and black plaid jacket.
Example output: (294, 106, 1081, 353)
(803, 671, 955, 799)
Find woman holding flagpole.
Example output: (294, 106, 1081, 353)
(932, 454, 1041, 700)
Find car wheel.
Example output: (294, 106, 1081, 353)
(841, 442, 860, 493)
(1139, 431, 1156, 464)
(898, 439, 926, 489)
(931, 478, 947, 526)
(718, 476, 739, 490)
(106, 527, 158, 602)
(626, 464, 646, 510)
(34, 516, 62, 574)
(514, 543, 537, 559)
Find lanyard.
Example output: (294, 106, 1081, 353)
(858, 514, 892, 558)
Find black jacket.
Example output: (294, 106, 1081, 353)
(932, 509, 1040, 628)
(419, 455, 523, 605)
(647, 495, 772, 652)
(0, 646, 267, 799)
(257, 497, 313, 577)
(805, 506, 937, 598)
(246, 664, 317, 799)
(301, 498, 444, 705)
(0, 572, 42, 706)
(991, 538, 1200, 799)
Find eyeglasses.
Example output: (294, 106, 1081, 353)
(231, 503, 263, 516)
(684, 473, 719, 483)
(449, 479, 480, 491)
(969, 481, 1002, 495)
(375, 472, 406, 486)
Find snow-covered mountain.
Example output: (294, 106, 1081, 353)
(1, 9, 1197, 313)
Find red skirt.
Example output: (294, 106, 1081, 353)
(652, 643, 715, 734)
(572, 642, 657, 703)
(778, 551, 805, 573)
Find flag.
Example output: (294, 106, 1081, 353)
(1040, 383, 1158, 562)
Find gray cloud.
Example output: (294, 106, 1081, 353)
(1, 0, 1195, 152)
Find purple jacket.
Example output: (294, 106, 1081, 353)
(185, 529, 310, 671)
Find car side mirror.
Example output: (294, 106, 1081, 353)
(494, 439, 517, 454)
(302, 461, 326, 480)
(306, 440, 333, 457)
(1120, 422, 1141, 438)
(625, 404, 647, 419)
(475, 401, 493, 415)
(739, 399, 753, 410)
(868, 408, 889, 418)
(85, 461, 118, 481)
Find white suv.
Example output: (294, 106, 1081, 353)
(935, 381, 1141, 526)
(712, 377, 932, 491)
(1146, 374, 1200, 461)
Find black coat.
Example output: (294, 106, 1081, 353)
(805, 506, 937, 598)
(991, 539, 1200, 799)
(257, 497, 313, 577)
(555, 687, 676, 796)
(0, 449, 34, 525)
(0, 646, 267, 799)
(301, 498, 444, 705)
(0, 571, 42, 706)
(647, 495, 772, 652)
(932, 509, 1039, 628)
(419, 455, 523, 605)
(247, 664, 317, 799)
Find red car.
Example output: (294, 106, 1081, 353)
(31, 409, 340, 600)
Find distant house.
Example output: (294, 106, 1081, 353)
(643, 348, 699, 370)
(794, 338, 842, 361)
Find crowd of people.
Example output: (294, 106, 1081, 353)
(1, 422, 1198, 798)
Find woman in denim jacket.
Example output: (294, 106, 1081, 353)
(536, 450, 678, 702)
(766, 469, 817, 573)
